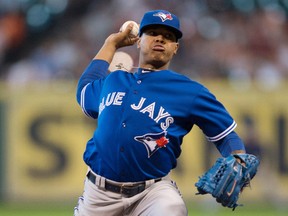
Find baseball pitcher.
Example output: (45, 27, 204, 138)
(74, 9, 259, 216)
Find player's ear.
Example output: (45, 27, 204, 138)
(173, 42, 179, 55)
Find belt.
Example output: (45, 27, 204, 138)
(87, 171, 162, 197)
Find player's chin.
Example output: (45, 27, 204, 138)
(149, 58, 167, 68)
(151, 53, 169, 61)
(154, 51, 174, 61)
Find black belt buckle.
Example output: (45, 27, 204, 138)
(87, 171, 160, 197)
(120, 183, 146, 197)
(105, 181, 146, 197)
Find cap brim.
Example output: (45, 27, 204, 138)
(140, 24, 183, 40)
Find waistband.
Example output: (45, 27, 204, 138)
(86, 169, 164, 197)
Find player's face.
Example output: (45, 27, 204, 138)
(137, 26, 179, 70)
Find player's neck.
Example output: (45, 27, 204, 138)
(139, 62, 169, 71)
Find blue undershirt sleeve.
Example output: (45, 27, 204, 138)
(214, 131, 246, 157)
(76, 59, 109, 104)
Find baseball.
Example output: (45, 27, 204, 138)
(120, 21, 139, 37)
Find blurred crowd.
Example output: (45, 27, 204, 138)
(1, 0, 288, 90)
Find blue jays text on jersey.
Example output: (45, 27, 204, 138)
(76, 60, 243, 182)
(98, 93, 174, 131)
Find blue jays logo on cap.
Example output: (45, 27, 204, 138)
(139, 10, 183, 39)
(153, 11, 173, 22)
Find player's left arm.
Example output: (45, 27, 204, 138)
(214, 131, 246, 157)
(191, 86, 246, 157)
(192, 86, 259, 209)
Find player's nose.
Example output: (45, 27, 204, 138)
(154, 34, 165, 43)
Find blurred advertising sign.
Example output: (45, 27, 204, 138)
(1, 82, 94, 201)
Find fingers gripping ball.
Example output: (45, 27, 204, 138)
(195, 154, 260, 210)
(119, 21, 139, 37)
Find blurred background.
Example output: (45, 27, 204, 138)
(0, 0, 288, 215)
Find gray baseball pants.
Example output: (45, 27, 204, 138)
(74, 170, 188, 216)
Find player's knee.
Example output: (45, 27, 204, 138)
(148, 182, 188, 215)
(152, 200, 187, 216)
(148, 190, 188, 216)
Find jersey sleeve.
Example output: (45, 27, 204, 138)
(192, 86, 237, 142)
(214, 131, 245, 157)
(79, 81, 103, 118)
(76, 59, 109, 119)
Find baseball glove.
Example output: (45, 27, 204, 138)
(195, 154, 260, 210)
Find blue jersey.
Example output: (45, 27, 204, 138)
(77, 60, 238, 182)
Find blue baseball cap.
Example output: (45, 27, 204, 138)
(139, 10, 183, 40)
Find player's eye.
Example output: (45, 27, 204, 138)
(164, 33, 175, 41)
(145, 30, 176, 42)
(145, 30, 157, 36)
